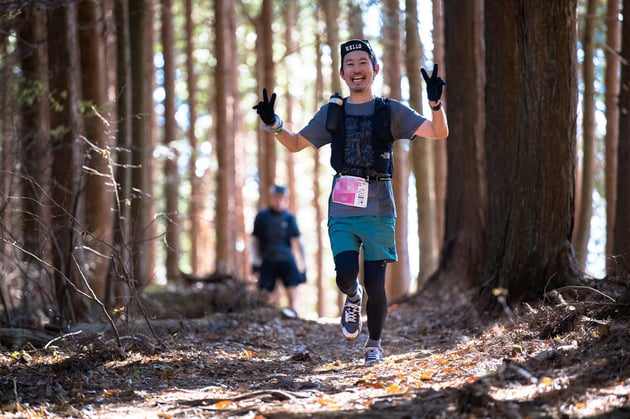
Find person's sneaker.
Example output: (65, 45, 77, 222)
(341, 286, 363, 339)
(364, 346, 384, 366)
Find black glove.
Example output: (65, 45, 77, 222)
(421, 64, 446, 102)
(252, 88, 277, 125)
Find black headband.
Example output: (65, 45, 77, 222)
(340, 39, 376, 67)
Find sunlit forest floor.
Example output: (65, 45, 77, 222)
(1, 276, 628, 418)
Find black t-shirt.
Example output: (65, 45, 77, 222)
(253, 208, 300, 262)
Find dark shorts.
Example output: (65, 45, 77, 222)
(258, 259, 305, 292)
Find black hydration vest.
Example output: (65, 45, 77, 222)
(327, 97, 394, 178)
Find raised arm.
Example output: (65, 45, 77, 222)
(414, 64, 449, 140)
(253, 88, 314, 152)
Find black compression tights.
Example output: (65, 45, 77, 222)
(334, 250, 388, 341)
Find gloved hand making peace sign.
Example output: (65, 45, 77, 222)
(253, 88, 276, 125)
(421, 64, 446, 102)
(253, 88, 284, 133)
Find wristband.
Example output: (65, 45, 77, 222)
(431, 101, 442, 111)
(262, 114, 284, 133)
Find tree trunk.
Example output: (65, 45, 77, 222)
(281, 0, 299, 289)
(0, 38, 11, 254)
(255, 0, 276, 210)
(313, 28, 327, 317)
(428, 0, 486, 295)
(214, 0, 236, 275)
(48, 2, 82, 323)
(129, 0, 154, 286)
(160, 0, 181, 282)
(604, 0, 620, 274)
(321, 0, 341, 95)
(111, 0, 133, 306)
(406, 0, 439, 289)
(382, 0, 410, 301)
(318, 0, 345, 314)
(432, 0, 447, 248)
(143, 0, 158, 285)
(347, 0, 364, 38)
(483, 0, 581, 306)
(226, 0, 247, 279)
(185, 0, 202, 275)
(574, 0, 598, 270)
(612, 0, 630, 278)
(18, 2, 50, 264)
(283, 0, 297, 215)
(78, 0, 116, 299)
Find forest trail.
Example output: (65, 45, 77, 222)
(1, 280, 628, 418)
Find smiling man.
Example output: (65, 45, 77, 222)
(253, 39, 448, 366)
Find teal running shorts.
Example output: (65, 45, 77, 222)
(328, 216, 397, 262)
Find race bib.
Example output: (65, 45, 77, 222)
(332, 176, 369, 208)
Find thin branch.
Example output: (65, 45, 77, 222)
(545, 286, 616, 302)
(44, 330, 82, 349)
(71, 254, 122, 347)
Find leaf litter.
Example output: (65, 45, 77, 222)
(0, 277, 628, 418)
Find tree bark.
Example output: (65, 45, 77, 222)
(318, 0, 345, 312)
(612, 0, 630, 277)
(483, 0, 581, 306)
(227, 0, 248, 279)
(111, 0, 133, 306)
(382, 0, 410, 301)
(428, 0, 486, 295)
(214, 0, 236, 275)
(78, 0, 116, 299)
(407, 0, 439, 289)
(255, 0, 276, 210)
(432, 0, 447, 248)
(160, 0, 181, 282)
(18, 2, 50, 263)
(604, 0, 620, 274)
(321, 0, 341, 95)
(0, 38, 11, 254)
(48, 1, 81, 323)
(347, 0, 364, 38)
(313, 28, 326, 317)
(573, 0, 598, 270)
(129, 0, 155, 286)
(185, 0, 200, 275)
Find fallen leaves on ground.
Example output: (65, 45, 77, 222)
(1, 279, 629, 418)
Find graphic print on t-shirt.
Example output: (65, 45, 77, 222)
(343, 116, 373, 176)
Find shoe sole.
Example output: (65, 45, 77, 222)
(341, 317, 362, 339)
(342, 329, 360, 340)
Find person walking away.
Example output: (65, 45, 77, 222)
(253, 39, 448, 366)
(251, 185, 307, 317)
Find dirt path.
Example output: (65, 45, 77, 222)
(1, 285, 628, 418)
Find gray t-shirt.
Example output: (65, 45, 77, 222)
(299, 98, 426, 219)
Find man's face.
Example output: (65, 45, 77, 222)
(269, 192, 288, 211)
(340, 51, 379, 93)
